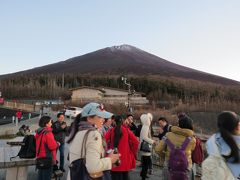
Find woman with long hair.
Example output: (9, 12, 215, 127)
(67, 102, 120, 180)
(35, 116, 58, 180)
(105, 115, 139, 180)
(202, 111, 240, 179)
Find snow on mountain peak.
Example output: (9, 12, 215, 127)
(109, 44, 136, 52)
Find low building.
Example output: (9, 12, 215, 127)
(70, 86, 149, 105)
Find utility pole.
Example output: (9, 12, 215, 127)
(122, 77, 135, 113)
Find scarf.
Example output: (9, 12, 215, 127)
(78, 121, 96, 131)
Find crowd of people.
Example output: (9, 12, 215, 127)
(32, 102, 240, 180)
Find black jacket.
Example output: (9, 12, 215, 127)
(157, 124, 172, 140)
(130, 122, 138, 136)
(52, 120, 68, 144)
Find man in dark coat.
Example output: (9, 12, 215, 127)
(52, 112, 68, 172)
(157, 117, 172, 140)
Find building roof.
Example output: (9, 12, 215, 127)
(69, 86, 145, 95)
(69, 86, 105, 93)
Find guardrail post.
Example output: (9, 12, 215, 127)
(12, 116, 15, 124)
(16, 117, 18, 127)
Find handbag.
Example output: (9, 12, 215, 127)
(69, 158, 111, 180)
(140, 140, 152, 152)
(36, 157, 52, 169)
(36, 131, 53, 169)
(69, 158, 91, 180)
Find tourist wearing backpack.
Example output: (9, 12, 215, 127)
(202, 111, 240, 180)
(139, 113, 155, 180)
(35, 116, 59, 180)
(67, 103, 120, 180)
(155, 113, 196, 180)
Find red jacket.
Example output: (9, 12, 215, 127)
(105, 126, 139, 171)
(16, 111, 22, 119)
(35, 127, 58, 162)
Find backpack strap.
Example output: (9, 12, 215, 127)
(80, 128, 97, 159)
(181, 137, 191, 151)
(164, 136, 191, 151)
(37, 133, 44, 156)
(10, 152, 20, 160)
(164, 137, 175, 151)
(37, 130, 50, 157)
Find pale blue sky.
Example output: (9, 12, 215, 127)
(1, 1, 240, 81)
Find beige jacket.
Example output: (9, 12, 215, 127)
(67, 129, 112, 180)
(155, 126, 196, 168)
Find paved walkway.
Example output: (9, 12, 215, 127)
(0, 162, 164, 180)
(0, 111, 59, 136)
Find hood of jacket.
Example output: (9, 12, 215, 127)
(206, 133, 240, 159)
(206, 134, 221, 157)
(140, 113, 153, 127)
(36, 127, 52, 135)
(170, 126, 194, 137)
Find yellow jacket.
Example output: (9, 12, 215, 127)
(155, 126, 196, 168)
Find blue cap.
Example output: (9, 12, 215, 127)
(81, 102, 113, 119)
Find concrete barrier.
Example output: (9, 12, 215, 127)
(3, 101, 41, 112)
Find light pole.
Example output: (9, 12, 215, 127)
(122, 77, 135, 113)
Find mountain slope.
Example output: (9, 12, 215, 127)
(2, 44, 239, 86)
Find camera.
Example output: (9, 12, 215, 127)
(106, 148, 121, 166)
(113, 148, 121, 166)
